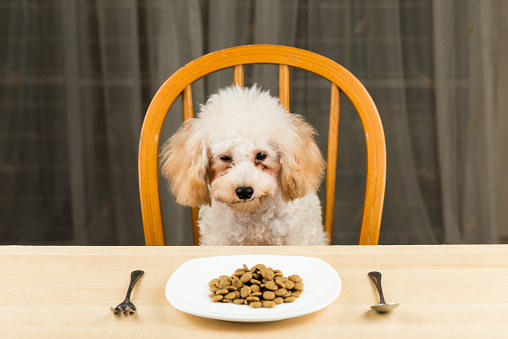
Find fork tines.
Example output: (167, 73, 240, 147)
(110, 306, 135, 315)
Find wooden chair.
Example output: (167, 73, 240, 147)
(139, 45, 386, 246)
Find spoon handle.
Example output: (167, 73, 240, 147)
(368, 271, 386, 304)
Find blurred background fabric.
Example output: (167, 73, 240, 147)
(1, 0, 506, 245)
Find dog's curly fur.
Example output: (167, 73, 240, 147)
(160, 85, 328, 245)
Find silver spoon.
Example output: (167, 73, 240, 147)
(368, 271, 399, 313)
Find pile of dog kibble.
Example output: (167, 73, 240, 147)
(208, 264, 303, 308)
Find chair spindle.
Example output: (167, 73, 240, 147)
(279, 65, 289, 110)
(182, 85, 200, 245)
(234, 65, 244, 87)
(324, 83, 341, 244)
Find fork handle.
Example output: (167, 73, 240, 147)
(124, 270, 144, 301)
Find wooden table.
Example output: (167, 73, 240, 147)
(1, 245, 508, 338)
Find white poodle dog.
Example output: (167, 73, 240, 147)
(160, 85, 328, 246)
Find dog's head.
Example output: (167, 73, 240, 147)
(160, 85, 325, 213)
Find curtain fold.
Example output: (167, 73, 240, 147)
(0, 0, 504, 245)
(495, 1, 508, 242)
(94, 0, 144, 244)
(432, 0, 499, 243)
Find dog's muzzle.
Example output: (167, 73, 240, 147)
(235, 186, 254, 200)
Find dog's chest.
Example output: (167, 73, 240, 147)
(233, 208, 289, 245)
(199, 197, 295, 246)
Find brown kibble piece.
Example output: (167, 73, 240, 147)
(251, 285, 261, 293)
(265, 281, 278, 290)
(240, 272, 253, 283)
(288, 275, 302, 283)
(274, 288, 288, 296)
(216, 289, 228, 295)
(231, 277, 242, 289)
(293, 282, 304, 291)
(273, 297, 284, 304)
(234, 268, 245, 276)
(262, 268, 275, 280)
(218, 277, 232, 289)
(263, 300, 276, 308)
(284, 280, 295, 290)
(275, 277, 286, 288)
(233, 299, 245, 304)
(225, 292, 237, 300)
(284, 296, 296, 303)
(240, 286, 251, 299)
(250, 301, 262, 308)
(211, 295, 223, 302)
(263, 291, 275, 300)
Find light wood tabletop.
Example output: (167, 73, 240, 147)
(1, 245, 508, 338)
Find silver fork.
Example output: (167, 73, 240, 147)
(110, 270, 144, 315)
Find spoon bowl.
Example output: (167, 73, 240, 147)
(368, 271, 399, 313)
(370, 302, 399, 313)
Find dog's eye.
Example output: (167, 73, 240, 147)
(255, 153, 267, 161)
(220, 155, 232, 162)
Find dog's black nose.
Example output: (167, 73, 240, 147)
(236, 186, 254, 200)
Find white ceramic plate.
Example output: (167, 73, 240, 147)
(165, 255, 341, 322)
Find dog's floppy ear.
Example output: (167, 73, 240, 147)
(160, 119, 210, 207)
(279, 114, 325, 201)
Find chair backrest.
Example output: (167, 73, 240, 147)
(139, 45, 386, 246)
